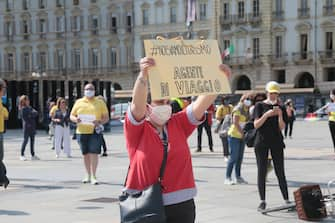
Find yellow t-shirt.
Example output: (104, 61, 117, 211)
(215, 104, 233, 120)
(329, 111, 335, 122)
(71, 97, 108, 134)
(49, 105, 58, 117)
(228, 108, 248, 139)
(0, 100, 8, 133)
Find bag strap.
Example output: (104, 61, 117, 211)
(123, 129, 168, 186)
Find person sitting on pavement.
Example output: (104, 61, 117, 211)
(123, 56, 232, 223)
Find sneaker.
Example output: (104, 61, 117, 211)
(257, 201, 266, 212)
(82, 175, 90, 184)
(209, 147, 214, 152)
(196, 148, 201, 152)
(101, 152, 108, 157)
(20, 156, 27, 161)
(224, 156, 229, 162)
(55, 154, 59, 158)
(31, 155, 40, 160)
(235, 177, 248, 184)
(224, 178, 235, 185)
(90, 176, 99, 185)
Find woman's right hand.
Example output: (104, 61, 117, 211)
(139, 57, 155, 78)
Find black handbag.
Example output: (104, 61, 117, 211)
(119, 131, 168, 223)
(243, 121, 257, 148)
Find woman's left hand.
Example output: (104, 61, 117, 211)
(219, 64, 232, 79)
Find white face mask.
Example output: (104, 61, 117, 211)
(84, 90, 95, 98)
(243, 99, 251, 107)
(148, 105, 172, 126)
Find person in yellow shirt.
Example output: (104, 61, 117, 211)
(0, 79, 9, 188)
(215, 96, 233, 160)
(326, 89, 335, 150)
(224, 93, 252, 185)
(70, 83, 109, 185)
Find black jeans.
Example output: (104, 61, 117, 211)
(165, 199, 195, 223)
(254, 145, 288, 201)
(197, 120, 213, 150)
(21, 131, 35, 156)
(284, 119, 294, 137)
(329, 121, 335, 150)
(220, 135, 229, 156)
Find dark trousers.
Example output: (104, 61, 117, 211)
(254, 145, 289, 201)
(197, 120, 213, 150)
(284, 119, 294, 137)
(329, 121, 335, 150)
(21, 131, 35, 156)
(0, 160, 9, 185)
(101, 134, 107, 153)
(220, 135, 229, 156)
(165, 199, 195, 223)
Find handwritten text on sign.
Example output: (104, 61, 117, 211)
(144, 40, 231, 100)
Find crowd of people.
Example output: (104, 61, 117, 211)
(0, 58, 334, 222)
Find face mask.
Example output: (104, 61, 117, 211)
(243, 99, 251, 107)
(148, 105, 172, 126)
(84, 90, 95, 98)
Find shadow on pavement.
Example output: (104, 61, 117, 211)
(0, 210, 30, 216)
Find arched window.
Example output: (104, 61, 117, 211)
(236, 75, 251, 90)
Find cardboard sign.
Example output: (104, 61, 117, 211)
(144, 39, 231, 100)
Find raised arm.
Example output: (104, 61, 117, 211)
(131, 57, 155, 122)
(192, 64, 232, 121)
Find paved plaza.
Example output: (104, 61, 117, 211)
(1, 120, 335, 223)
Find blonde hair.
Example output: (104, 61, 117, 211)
(56, 97, 66, 109)
(19, 95, 29, 110)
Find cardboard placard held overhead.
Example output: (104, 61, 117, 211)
(144, 39, 231, 100)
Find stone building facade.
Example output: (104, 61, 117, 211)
(0, 0, 134, 127)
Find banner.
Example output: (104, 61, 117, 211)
(144, 39, 231, 100)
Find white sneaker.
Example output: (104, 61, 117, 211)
(55, 154, 59, 158)
(90, 176, 99, 185)
(31, 155, 40, 160)
(224, 156, 229, 162)
(224, 178, 235, 185)
(82, 175, 90, 184)
(20, 156, 27, 161)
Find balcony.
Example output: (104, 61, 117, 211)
(323, 5, 335, 16)
(233, 14, 247, 25)
(319, 50, 335, 64)
(6, 35, 14, 42)
(23, 33, 30, 40)
(91, 28, 99, 36)
(248, 12, 262, 25)
(268, 53, 288, 67)
(298, 8, 310, 19)
(272, 10, 285, 21)
(56, 31, 64, 38)
(39, 33, 47, 40)
(292, 51, 313, 65)
(220, 15, 233, 26)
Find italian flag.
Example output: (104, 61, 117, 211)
(221, 45, 235, 58)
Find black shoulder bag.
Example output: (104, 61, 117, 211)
(119, 131, 168, 223)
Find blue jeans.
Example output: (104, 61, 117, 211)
(226, 136, 245, 179)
